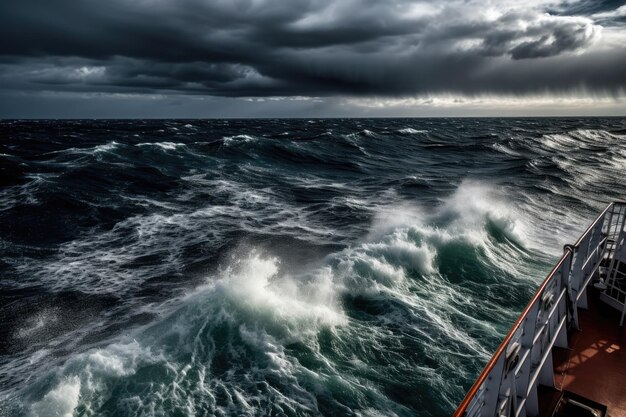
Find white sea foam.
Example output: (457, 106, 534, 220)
(491, 142, 520, 157)
(397, 128, 428, 134)
(15, 308, 59, 339)
(540, 132, 581, 153)
(572, 128, 625, 141)
(25, 250, 345, 415)
(362, 232, 436, 276)
(0, 173, 56, 211)
(136, 141, 186, 150)
(341, 180, 540, 300)
(535, 129, 626, 193)
(30, 376, 81, 417)
(27, 341, 155, 417)
(609, 149, 626, 170)
(222, 134, 257, 145)
(367, 198, 522, 255)
(343, 129, 379, 142)
(93, 141, 120, 154)
(440, 181, 528, 247)
(44, 141, 120, 157)
(541, 129, 625, 153)
(356, 408, 401, 417)
(20, 180, 539, 416)
(13, 177, 344, 297)
(212, 251, 346, 331)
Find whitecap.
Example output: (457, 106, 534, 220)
(16, 180, 549, 416)
(30, 376, 81, 417)
(136, 141, 186, 151)
(24, 250, 345, 416)
(572, 128, 625, 142)
(45, 141, 120, 157)
(28, 341, 155, 417)
(216, 251, 346, 329)
(439, 180, 529, 247)
(93, 141, 119, 153)
(491, 142, 520, 157)
(222, 134, 257, 145)
(397, 128, 428, 134)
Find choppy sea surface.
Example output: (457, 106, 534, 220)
(0, 118, 625, 417)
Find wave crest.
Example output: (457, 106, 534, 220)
(397, 128, 428, 135)
(20, 181, 535, 417)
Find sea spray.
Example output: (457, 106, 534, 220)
(17, 181, 544, 417)
(1, 118, 624, 416)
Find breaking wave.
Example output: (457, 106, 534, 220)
(397, 128, 428, 135)
(1, 117, 624, 417)
(10, 181, 544, 417)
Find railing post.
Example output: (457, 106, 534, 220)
(562, 246, 578, 330)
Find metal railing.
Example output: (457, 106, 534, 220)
(452, 202, 626, 417)
(600, 202, 626, 325)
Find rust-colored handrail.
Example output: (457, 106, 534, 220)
(451, 251, 572, 417)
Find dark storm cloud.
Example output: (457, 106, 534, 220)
(552, 0, 625, 17)
(552, 0, 626, 27)
(0, 0, 625, 99)
(473, 12, 599, 59)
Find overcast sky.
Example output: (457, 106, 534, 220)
(1, 0, 625, 118)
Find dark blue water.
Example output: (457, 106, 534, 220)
(1, 118, 625, 417)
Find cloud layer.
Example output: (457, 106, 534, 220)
(0, 0, 625, 113)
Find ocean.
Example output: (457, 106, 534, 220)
(1, 118, 625, 417)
